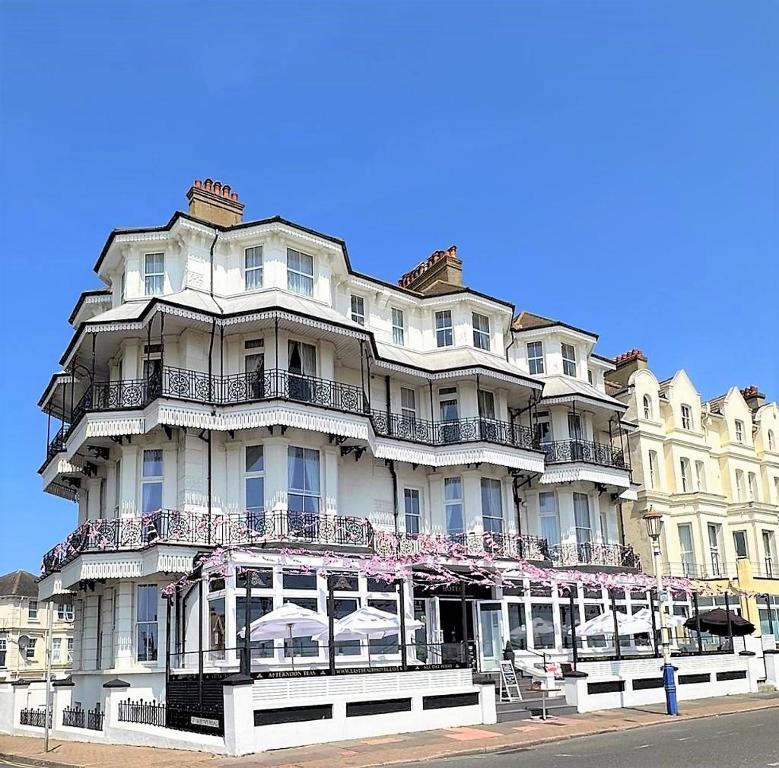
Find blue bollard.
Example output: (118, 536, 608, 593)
(662, 662, 679, 715)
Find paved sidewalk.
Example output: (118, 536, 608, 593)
(1, 692, 778, 768)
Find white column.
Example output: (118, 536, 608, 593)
(120, 445, 139, 516)
(112, 582, 135, 672)
(322, 445, 339, 515)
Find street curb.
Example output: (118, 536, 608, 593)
(0, 752, 80, 768)
(355, 700, 779, 768)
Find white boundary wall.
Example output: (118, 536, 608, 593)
(563, 651, 759, 713)
(0, 670, 496, 757)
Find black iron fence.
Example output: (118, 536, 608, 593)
(541, 439, 629, 470)
(118, 698, 167, 727)
(371, 411, 537, 451)
(42, 509, 375, 575)
(62, 704, 104, 731)
(19, 708, 51, 728)
(550, 542, 640, 569)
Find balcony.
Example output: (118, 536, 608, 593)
(371, 412, 537, 451)
(41, 509, 374, 577)
(374, 531, 549, 561)
(549, 542, 640, 569)
(541, 439, 629, 470)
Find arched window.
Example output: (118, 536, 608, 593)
(642, 394, 653, 420)
(769, 430, 776, 451)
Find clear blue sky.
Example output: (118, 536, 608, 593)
(0, 1, 776, 574)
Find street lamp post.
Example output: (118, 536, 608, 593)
(644, 506, 679, 716)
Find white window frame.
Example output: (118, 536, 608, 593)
(527, 341, 544, 375)
(444, 476, 464, 536)
(735, 419, 745, 444)
(643, 394, 653, 420)
(561, 343, 577, 377)
(678, 524, 695, 575)
(733, 530, 749, 559)
(244, 445, 265, 514)
(681, 404, 693, 430)
(244, 245, 263, 290)
(67, 637, 73, 663)
(144, 252, 165, 296)
(648, 450, 658, 490)
(480, 478, 503, 535)
(141, 449, 163, 515)
(680, 458, 691, 492)
(287, 446, 321, 514)
(573, 492, 592, 545)
(28, 600, 38, 622)
(472, 312, 490, 351)
(538, 491, 560, 546)
(52, 637, 62, 664)
(769, 430, 776, 451)
(350, 295, 366, 326)
(404, 488, 421, 535)
(735, 469, 746, 501)
(25, 638, 36, 661)
(435, 310, 453, 348)
(57, 601, 74, 622)
(391, 308, 405, 346)
(400, 387, 417, 423)
(136, 584, 159, 663)
(286, 248, 314, 296)
(748, 471, 759, 502)
(0, 637, 6, 669)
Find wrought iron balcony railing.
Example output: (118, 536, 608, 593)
(549, 542, 640, 569)
(370, 412, 537, 451)
(541, 439, 628, 470)
(374, 531, 549, 562)
(41, 508, 374, 577)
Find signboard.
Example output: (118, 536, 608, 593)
(190, 716, 220, 729)
(544, 662, 563, 680)
(499, 660, 522, 702)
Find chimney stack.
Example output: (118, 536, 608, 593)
(398, 245, 463, 295)
(741, 385, 765, 412)
(186, 178, 245, 227)
(605, 348, 648, 390)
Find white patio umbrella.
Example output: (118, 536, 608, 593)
(331, 606, 423, 642)
(571, 610, 652, 638)
(239, 603, 329, 668)
(632, 608, 688, 630)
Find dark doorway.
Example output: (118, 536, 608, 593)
(439, 599, 473, 643)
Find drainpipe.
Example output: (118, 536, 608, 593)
(511, 473, 523, 537)
(504, 324, 516, 362)
(208, 229, 219, 298)
(206, 320, 217, 544)
(388, 460, 408, 670)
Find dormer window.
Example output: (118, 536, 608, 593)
(392, 308, 405, 346)
(527, 342, 544, 374)
(244, 246, 263, 290)
(735, 419, 745, 444)
(435, 310, 453, 347)
(681, 404, 693, 430)
(472, 313, 490, 351)
(561, 343, 576, 377)
(643, 394, 653, 420)
(287, 248, 314, 296)
(144, 253, 164, 296)
(350, 295, 366, 326)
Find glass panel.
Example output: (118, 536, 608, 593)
(531, 604, 555, 648)
(283, 597, 319, 656)
(142, 482, 162, 514)
(142, 449, 163, 477)
(507, 603, 527, 649)
(246, 445, 264, 473)
(235, 596, 274, 658)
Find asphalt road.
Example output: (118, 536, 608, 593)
(394, 708, 779, 768)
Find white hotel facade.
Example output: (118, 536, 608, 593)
(37, 181, 641, 712)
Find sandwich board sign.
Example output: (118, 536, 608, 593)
(499, 660, 522, 702)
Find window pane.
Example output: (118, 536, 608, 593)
(143, 450, 163, 477)
(142, 482, 162, 514)
(246, 445, 264, 473)
(137, 585, 158, 622)
(246, 477, 264, 511)
(444, 477, 461, 500)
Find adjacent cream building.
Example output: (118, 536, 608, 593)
(0, 571, 73, 681)
(606, 350, 779, 633)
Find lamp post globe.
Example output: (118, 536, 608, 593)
(642, 506, 678, 716)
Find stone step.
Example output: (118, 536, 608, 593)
(496, 700, 579, 723)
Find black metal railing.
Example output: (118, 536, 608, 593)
(374, 531, 549, 561)
(541, 439, 628, 469)
(19, 708, 51, 728)
(118, 698, 166, 727)
(42, 509, 375, 576)
(371, 411, 537, 451)
(663, 561, 733, 579)
(46, 423, 69, 460)
(550, 542, 640, 568)
(62, 704, 101, 730)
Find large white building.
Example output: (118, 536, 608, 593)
(37, 180, 647, 727)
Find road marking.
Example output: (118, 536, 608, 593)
(677, 737, 694, 741)
(635, 744, 651, 749)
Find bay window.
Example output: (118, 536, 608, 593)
(244, 245, 263, 289)
(144, 252, 164, 296)
(287, 248, 314, 296)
